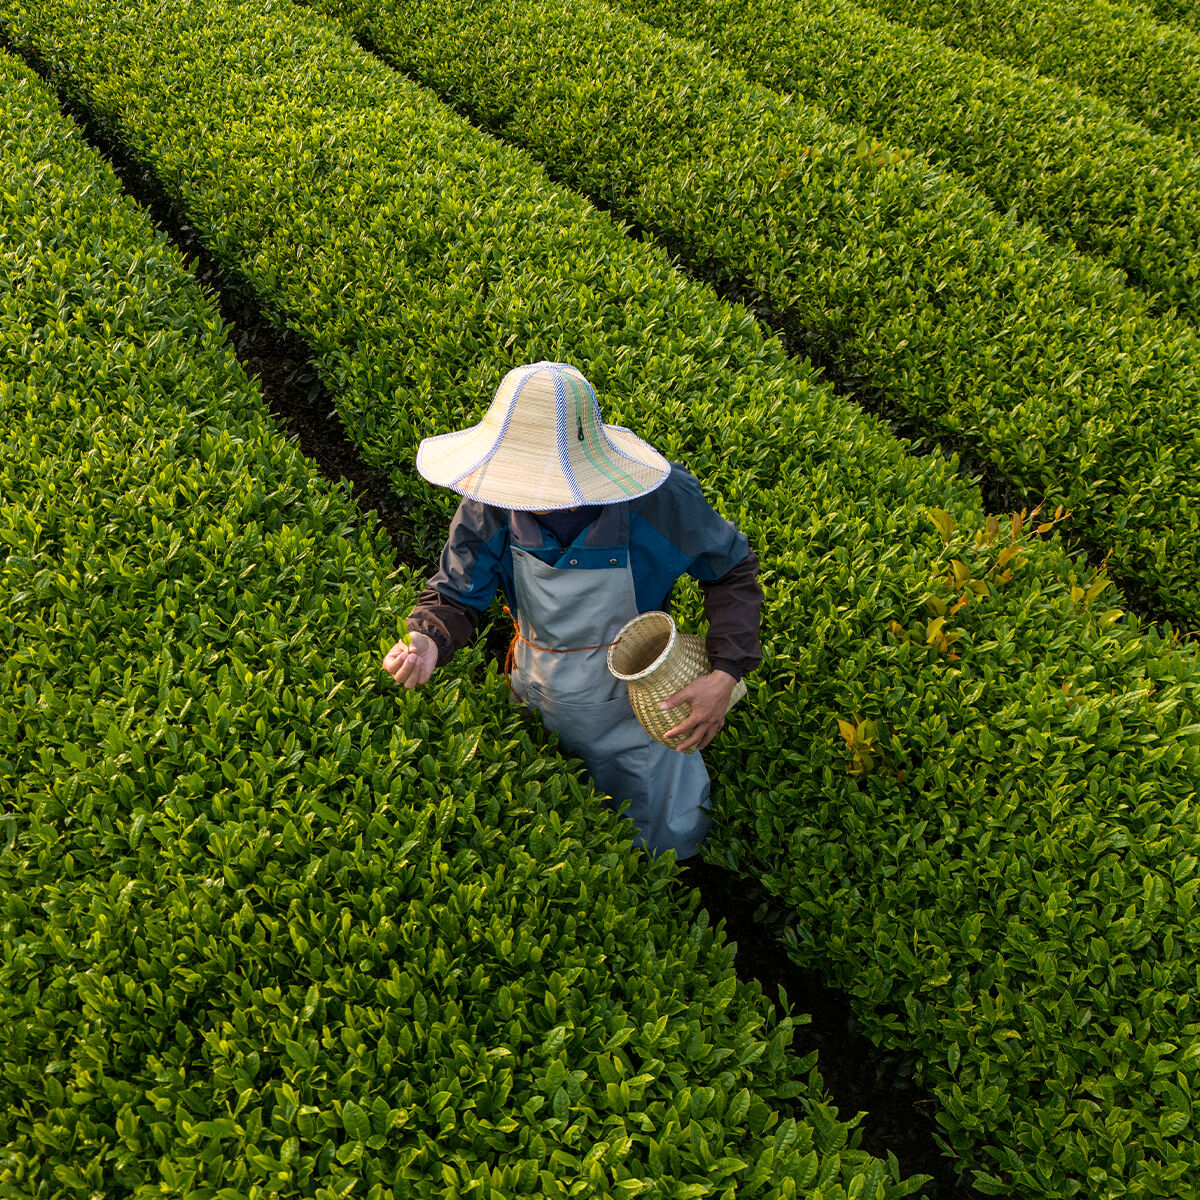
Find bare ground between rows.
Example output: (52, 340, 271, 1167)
(20, 73, 424, 571)
(19, 46, 996, 1198)
(677, 860, 989, 1199)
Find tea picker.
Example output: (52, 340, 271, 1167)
(381, 362, 761, 861)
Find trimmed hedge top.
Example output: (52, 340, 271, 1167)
(852, 0, 1200, 139)
(613, 0, 1200, 323)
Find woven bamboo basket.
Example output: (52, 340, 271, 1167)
(607, 611, 747, 752)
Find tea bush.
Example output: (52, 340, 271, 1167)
(0, 49, 908, 1199)
(6, 0, 1200, 1193)
(1140, 0, 1200, 34)
(304, 0, 1200, 624)
(851, 0, 1200, 138)
(615, 0, 1200, 322)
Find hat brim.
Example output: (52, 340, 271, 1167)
(417, 420, 671, 510)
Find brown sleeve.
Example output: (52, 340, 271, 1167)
(699, 549, 763, 681)
(406, 586, 485, 669)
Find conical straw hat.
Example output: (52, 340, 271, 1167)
(416, 362, 671, 510)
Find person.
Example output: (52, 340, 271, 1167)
(381, 362, 761, 861)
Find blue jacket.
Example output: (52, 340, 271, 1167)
(409, 464, 762, 678)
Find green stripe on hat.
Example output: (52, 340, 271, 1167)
(564, 372, 643, 497)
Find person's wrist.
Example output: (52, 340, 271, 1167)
(708, 657, 743, 683)
(709, 669, 738, 697)
(408, 622, 451, 666)
(412, 632, 438, 664)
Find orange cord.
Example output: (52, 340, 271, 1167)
(502, 604, 616, 704)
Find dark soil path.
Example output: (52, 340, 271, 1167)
(681, 859, 990, 1197)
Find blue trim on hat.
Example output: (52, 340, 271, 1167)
(421, 361, 670, 509)
(553, 372, 586, 505)
(448, 364, 535, 489)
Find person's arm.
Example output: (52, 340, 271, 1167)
(650, 466, 763, 748)
(647, 464, 762, 678)
(661, 551, 762, 749)
(406, 584, 485, 669)
(382, 500, 508, 688)
(699, 548, 763, 682)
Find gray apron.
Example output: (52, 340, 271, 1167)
(510, 544, 711, 860)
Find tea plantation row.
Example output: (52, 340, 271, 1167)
(9, 0, 1200, 1193)
(309, 0, 1200, 627)
(0, 48, 910, 1200)
(613, 0, 1200, 321)
(1140, 0, 1200, 34)
(853, 0, 1200, 138)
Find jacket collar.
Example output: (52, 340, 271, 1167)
(509, 503, 628, 550)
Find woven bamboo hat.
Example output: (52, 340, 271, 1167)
(415, 362, 671, 510)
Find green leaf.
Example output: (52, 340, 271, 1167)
(62, 742, 86, 769)
(926, 508, 955, 544)
(285, 1040, 314, 1070)
(189, 1119, 239, 1141)
(341, 1100, 371, 1142)
(971, 1173, 1011, 1195)
(1159, 1111, 1190, 1138)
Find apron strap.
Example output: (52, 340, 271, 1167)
(503, 604, 617, 704)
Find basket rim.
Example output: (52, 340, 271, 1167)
(606, 610, 678, 682)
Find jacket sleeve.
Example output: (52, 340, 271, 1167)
(700, 548, 763, 681)
(406, 586, 485, 669)
(658, 466, 762, 681)
(406, 499, 508, 668)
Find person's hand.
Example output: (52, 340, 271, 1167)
(660, 670, 739, 751)
(382, 630, 439, 689)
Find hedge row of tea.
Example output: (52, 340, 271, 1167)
(0, 50, 909, 1199)
(10, 1, 1200, 1193)
(302, 0, 1200, 627)
(853, 0, 1200, 139)
(1141, 0, 1200, 34)
(613, 0, 1200, 321)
